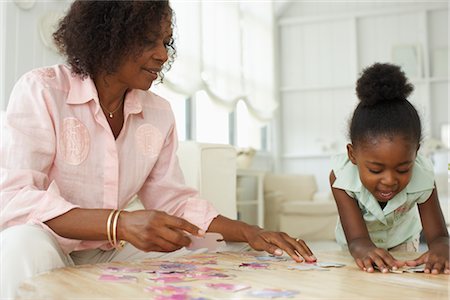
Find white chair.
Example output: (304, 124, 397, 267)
(126, 141, 238, 219)
(264, 173, 338, 241)
(177, 141, 237, 219)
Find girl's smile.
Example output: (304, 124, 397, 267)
(347, 135, 418, 203)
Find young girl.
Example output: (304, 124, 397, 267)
(330, 63, 449, 274)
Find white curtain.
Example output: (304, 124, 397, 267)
(168, 0, 278, 122)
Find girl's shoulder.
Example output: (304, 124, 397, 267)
(406, 154, 435, 193)
(331, 153, 361, 193)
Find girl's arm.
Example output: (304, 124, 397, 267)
(330, 171, 404, 272)
(412, 187, 450, 274)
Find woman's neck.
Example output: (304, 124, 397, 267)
(94, 73, 128, 108)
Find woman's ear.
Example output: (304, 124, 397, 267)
(347, 143, 357, 164)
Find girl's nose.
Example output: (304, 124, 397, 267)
(381, 171, 397, 187)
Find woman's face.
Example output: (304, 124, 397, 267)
(113, 18, 172, 91)
(347, 135, 418, 203)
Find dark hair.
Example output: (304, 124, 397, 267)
(53, 0, 175, 80)
(349, 62, 421, 147)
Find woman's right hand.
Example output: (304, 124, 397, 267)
(117, 210, 204, 252)
(350, 241, 405, 273)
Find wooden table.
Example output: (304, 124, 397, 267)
(17, 251, 449, 299)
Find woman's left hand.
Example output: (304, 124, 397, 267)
(405, 239, 450, 274)
(244, 227, 316, 263)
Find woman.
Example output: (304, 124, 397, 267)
(0, 1, 315, 297)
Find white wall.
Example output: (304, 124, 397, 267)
(0, 1, 5, 110)
(277, 1, 449, 192)
(1, 0, 69, 109)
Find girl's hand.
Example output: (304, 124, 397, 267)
(118, 210, 204, 252)
(351, 242, 405, 273)
(405, 240, 450, 274)
(243, 227, 316, 263)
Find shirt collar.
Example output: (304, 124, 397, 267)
(66, 75, 99, 105)
(65, 73, 145, 117)
(333, 154, 434, 195)
(333, 154, 434, 223)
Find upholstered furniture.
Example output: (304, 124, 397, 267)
(175, 141, 237, 219)
(123, 141, 238, 219)
(263, 173, 338, 241)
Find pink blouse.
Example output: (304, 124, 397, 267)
(0, 65, 218, 254)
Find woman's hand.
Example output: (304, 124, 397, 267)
(243, 227, 316, 263)
(350, 240, 405, 273)
(118, 210, 204, 252)
(405, 238, 450, 274)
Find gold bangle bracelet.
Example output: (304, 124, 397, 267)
(106, 209, 116, 248)
(112, 209, 123, 250)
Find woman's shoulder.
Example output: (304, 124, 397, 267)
(139, 89, 173, 111)
(19, 64, 76, 90)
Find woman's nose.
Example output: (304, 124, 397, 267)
(152, 43, 168, 63)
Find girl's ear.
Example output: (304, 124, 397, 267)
(347, 143, 357, 164)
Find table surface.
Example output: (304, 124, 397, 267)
(17, 250, 449, 299)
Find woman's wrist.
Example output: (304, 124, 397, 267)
(116, 210, 129, 242)
(241, 223, 263, 243)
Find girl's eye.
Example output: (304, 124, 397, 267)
(397, 169, 410, 174)
(368, 169, 382, 174)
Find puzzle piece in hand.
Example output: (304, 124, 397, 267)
(315, 262, 346, 268)
(186, 233, 225, 251)
(404, 265, 425, 273)
(373, 266, 403, 274)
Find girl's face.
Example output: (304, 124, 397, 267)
(347, 135, 418, 203)
(113, 18, 172, 91)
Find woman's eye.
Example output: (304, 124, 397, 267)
(164, 38, 174, 47)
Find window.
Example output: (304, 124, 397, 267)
(236, 100, 269, 151)
(194, 90, 230, 144)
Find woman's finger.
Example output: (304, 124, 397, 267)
(291, 238, 316, 262)
(161, 213, 205, 237)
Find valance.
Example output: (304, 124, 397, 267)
(167, 0, 278, 123)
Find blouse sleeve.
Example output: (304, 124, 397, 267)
(0, 71, 81, 253)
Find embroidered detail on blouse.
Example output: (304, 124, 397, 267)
(135, 124, 163, 157)
(34, 68, 56, 79)
(60, 118, 90, 165)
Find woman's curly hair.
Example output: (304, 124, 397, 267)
(349, 63, 422, 147)
(53, 0, 176, 80)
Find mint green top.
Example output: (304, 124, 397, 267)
(332, 153, 435, 249)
